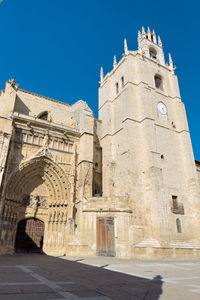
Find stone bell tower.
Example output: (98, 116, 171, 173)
(98, 26, 200, 258)
(138, 26, 165, 65)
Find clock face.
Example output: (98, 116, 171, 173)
(157, 102, 167, 115)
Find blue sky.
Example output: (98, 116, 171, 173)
(0, 0, 199, 159)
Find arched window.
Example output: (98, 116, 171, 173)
(154, 74, 163, 90)
(176, 218, 182, 233)
(149, 47, 157, 59)
(37, 111, 48, 121)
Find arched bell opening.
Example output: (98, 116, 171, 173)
(15, 218, 44, 253)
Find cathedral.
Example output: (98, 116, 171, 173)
(0, 27, 200, 258)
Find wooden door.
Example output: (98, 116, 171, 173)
(15, 218, 44, 253)
(96, 217, 115, 256)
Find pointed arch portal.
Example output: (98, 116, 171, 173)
(6, 156, 70, 204)
(2, 155, 71, 254)
(15, 218, 44, 253)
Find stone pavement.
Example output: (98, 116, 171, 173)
(0, 255, 200, 299)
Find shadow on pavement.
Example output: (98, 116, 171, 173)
(0, 254, 163, 300)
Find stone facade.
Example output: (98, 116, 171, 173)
(0, 27, 200, 258)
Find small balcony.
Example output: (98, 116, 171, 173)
(171, 203, 184, 215)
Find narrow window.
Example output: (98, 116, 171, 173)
(149, 47, 157, 59)
(172, 196, 178, 209)
(116, 82, 119, 94)
(121, 76, 124, 88)
(176, 218, 182, 233)
(154, 74, 163, 90)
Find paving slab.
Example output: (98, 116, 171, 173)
(0, 254, 200, 299)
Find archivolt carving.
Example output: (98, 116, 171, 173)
(5, 156, 70, 205)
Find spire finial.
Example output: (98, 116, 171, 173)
(124, 38, 128, 55)
(113, 55, 117, 69)
(158, 35, 162, 47)
(142, 26, 145, 37)
(152, 29, 157, 44)
(138, 30, 142, 54)
(100, 67, 104, 82)
(169, 53, 174, 73)
(147, 26, 151, 40)
(169, 53, 173, 66)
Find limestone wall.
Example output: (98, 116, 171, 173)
(0, 81, 97, 256)
(99, 41, 200, 252)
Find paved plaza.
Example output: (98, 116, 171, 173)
(0, 255, 200, 299)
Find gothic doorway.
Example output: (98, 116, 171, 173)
(96, 217, 115, 257)
(15, 218, 44, 253)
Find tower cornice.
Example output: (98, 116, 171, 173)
(99, 50, 176, 88)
